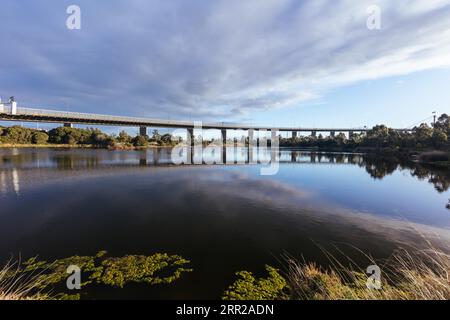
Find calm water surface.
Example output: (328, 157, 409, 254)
(0, 147, 449, 299)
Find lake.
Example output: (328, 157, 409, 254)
(0, 147, 449, 299)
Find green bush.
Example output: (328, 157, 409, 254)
(222, 265, 288, 300)
(132, 135, 148, 147)
(32, 132, 49, 144)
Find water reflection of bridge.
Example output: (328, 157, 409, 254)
(0, 150, 366, 196)
(0, 147, 365, 169)
(1, 149, 449, 205)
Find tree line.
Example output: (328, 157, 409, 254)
(279, 113, 450, 153)
(0, 126, 179, 148)
(0, 113, 449, 151)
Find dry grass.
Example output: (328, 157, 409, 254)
(286, 246, 450, 300)
(0, 257, 50, 300)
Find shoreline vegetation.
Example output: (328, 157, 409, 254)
(0, 251, 193, 300)
(1, 245, 449, 300)
(223, 246, 450, 300)
(1, 113, 449, 166)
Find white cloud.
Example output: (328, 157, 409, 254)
(1, 0, 450, 120)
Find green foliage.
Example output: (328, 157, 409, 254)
(32, 131, 49, 144)
(117, 130, 132, 144)
(47, 127, 114, 147)
(0, 124, 176, 148)
(0, 126, 50, 145)
(0, 126, 32, 144)
(95, 253, 192, 287)
(132, 135, 148, 147)
(18, 251, 192, 299)
(222, 265, 289, 300)
(280, 113, 450, 152)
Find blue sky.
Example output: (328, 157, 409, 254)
(1, 0, 450, 134)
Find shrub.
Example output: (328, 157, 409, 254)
(32, 132, 49, 144)
(132, 135, 148, 147)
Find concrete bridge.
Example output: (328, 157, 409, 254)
(0, 100, 411, 144)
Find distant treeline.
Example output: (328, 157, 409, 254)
(1, 113, 449, 152)
(279, 113, 450, 153)
(0, 126, 179, 148)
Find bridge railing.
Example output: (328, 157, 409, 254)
(1, 105, 411, 132)
(14, 107, 254, 129)
(16, 107, 195, 126)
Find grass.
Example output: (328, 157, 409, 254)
(286, 246, 450, 300)
(0, 258, 50, 300)
(0, 251, 193, 300)
(223, 245, 450, 300)
(2, 246, 449, 300)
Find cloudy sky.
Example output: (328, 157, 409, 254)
(1, 0, 450, 131)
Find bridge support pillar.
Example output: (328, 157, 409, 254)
(11, 101, 17, 115)
(139, 126, 147, 136)
(270, 130, 278, 146)
(330, 131, 335, 137)
(349, 131, 354, 138)
(187, 128, 194, 147)
(291, 152, 297, 162)
(248, 129, 255, 164)
(292, 131, 297, 139)
(221, 129, 227, 164)
(186, 127, 194, 164)
(248, 129, 254, 146)
(311, 131, 317, 137)
(221, 129, 227, 146)
(64, 123, 73, 128)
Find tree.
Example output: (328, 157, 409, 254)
(160, 133, 172, 144)
(413, 123, 433, 142)
(151, 130, 161, 141)
(434, 114, 449, 133)
(117, 130, 131, 144)
(432, 131, 448, 148)
(132, 135, 148, 147)
(2, 126, 34, 144)
(32, 132, 49, 144)
(335, 133, 347, 146)
(49, 127, 90, 144)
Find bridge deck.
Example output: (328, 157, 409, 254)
(0, 105, 410, 132)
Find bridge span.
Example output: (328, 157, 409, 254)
(0, 100, 411, 143)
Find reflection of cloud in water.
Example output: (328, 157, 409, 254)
(169, 172, 450, 252)
(1, 165, 449, 255)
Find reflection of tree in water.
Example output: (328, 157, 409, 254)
(315, 152, 450, 210)
(355, 155, 450, 194)
(360, 157, 398, 180)
(410, 166, 450, 193)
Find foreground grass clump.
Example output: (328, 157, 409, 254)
(224, 248, 450, 300)
(286, 263, 408, 300)
(0, 259, 51, 300)
(222, 265, 289, 300)
(1, 251, 192, 300)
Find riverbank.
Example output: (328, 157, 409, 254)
(0, 143, 176, 150)
(2, 245, 449, 300)
(0, 142, 244, 149)
(0, 143, 98, 148)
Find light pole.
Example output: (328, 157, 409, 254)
(432, 111, 436, 126)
